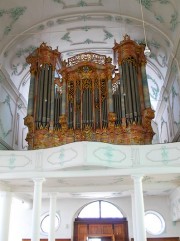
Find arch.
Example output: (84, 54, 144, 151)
(77, 200, 124, 218)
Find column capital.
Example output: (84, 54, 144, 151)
(49, 192, 58, 199)
(32, 177, 46, 185)
(0, 191, 13, 199)
(131, 174, 144, 182)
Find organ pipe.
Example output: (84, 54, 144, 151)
(35, 68, 42, 128)
(129, 62, 137, 120)
(42, 64, 48, 127)
(50, 68, 55, 128)
(108, 78, 113, 112)
(47, 65, 52, 122)
(122, 63, 129, 120)
(119, 65, 126, 118)
(27, 74, 35, 116)
(62, 80, 66, 115)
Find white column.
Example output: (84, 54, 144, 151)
(131, 175, 146, 241)
(48, 193, 57, 241)
(130, 191, 137, 241)
(31, 178, 45, 241)
(0, 192, 12, 241)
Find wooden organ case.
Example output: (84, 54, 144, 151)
(24, 35, 154, 149)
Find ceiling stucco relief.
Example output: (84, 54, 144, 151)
(0, 6, 26, 36)
(52, 0, 103, 8)
(10, 45, 36, 77)
(160, 112, 169, 143)
(136, 0, 179, 32)
(1, 9, 171, 102)
(0, 94, 13, 140)
(147, 74, 160, 108)
(170, 77, 180, 134)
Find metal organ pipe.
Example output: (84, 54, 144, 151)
(39, 66, 45, 127)
(82, 89, 84, 127)
(102, 98, 104, 128)
(67, 81, 74, 129)
(92, 79, 95, 129)
(114, 90, 117, 125)
(75, 88, 77, 129)
(94, 87, 99, 129)
(68, 101, 70, 128)
(70, 102, 73, 128)
(90, 88, 93, 127)
(108, 79, 113, 112)
(50, 67, 55, 127)
(42, 64, 48, 127)
(118, 84, 122, 123)
(73, 80, 76, 129)
(47, 65, 52, 124)
(88, 87, 92, 127)
(57, 89, 59, 128)
(85, 88, 87, 125)
(86, 88, 88, 125)
(85, 89, 87, 126)
(75, 86, 77, 129)
(27, 74, 35, 116)
(122, 63, 129, 120)
(133, 65, 141, 123)
(125, 61, 133, 123)
(115, 84, 122, 125)
(80, 79, 83, 130)
(119, 66, 125, 118)
(87, 89, 91, 125)
(35, 69, 42, 128)
(99, 79, 102, 129)
(87, 88, 89, 125)
(86, 89, 88, 125)
(61, 80, 66, 115)
(76, 87, 80, 129)
(129, 61, 137, 122)
(115, 88, 119, 125)
(103, 100, 106, 128)
(54, 87, 57, 128)
(90, 88, 92, 126)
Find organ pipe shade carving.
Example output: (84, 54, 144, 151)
(24, 35, 154, 149)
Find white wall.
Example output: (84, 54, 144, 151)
(0, 69, 28, 150)
(155, 57, 180, 143)
(144, 196, 180, 238)
(8, 196, 180, 241)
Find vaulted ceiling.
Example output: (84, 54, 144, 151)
(0, 0, 180, 114)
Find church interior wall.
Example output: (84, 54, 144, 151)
(7, 196, 180, 241)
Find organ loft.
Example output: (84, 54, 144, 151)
(24, 35, 154, 149)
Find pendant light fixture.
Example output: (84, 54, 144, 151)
(140, 0, 151, 56)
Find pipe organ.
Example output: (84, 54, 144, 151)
(24, 35, 154, 149)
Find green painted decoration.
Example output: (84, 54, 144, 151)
(0, 7, 26, 35)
